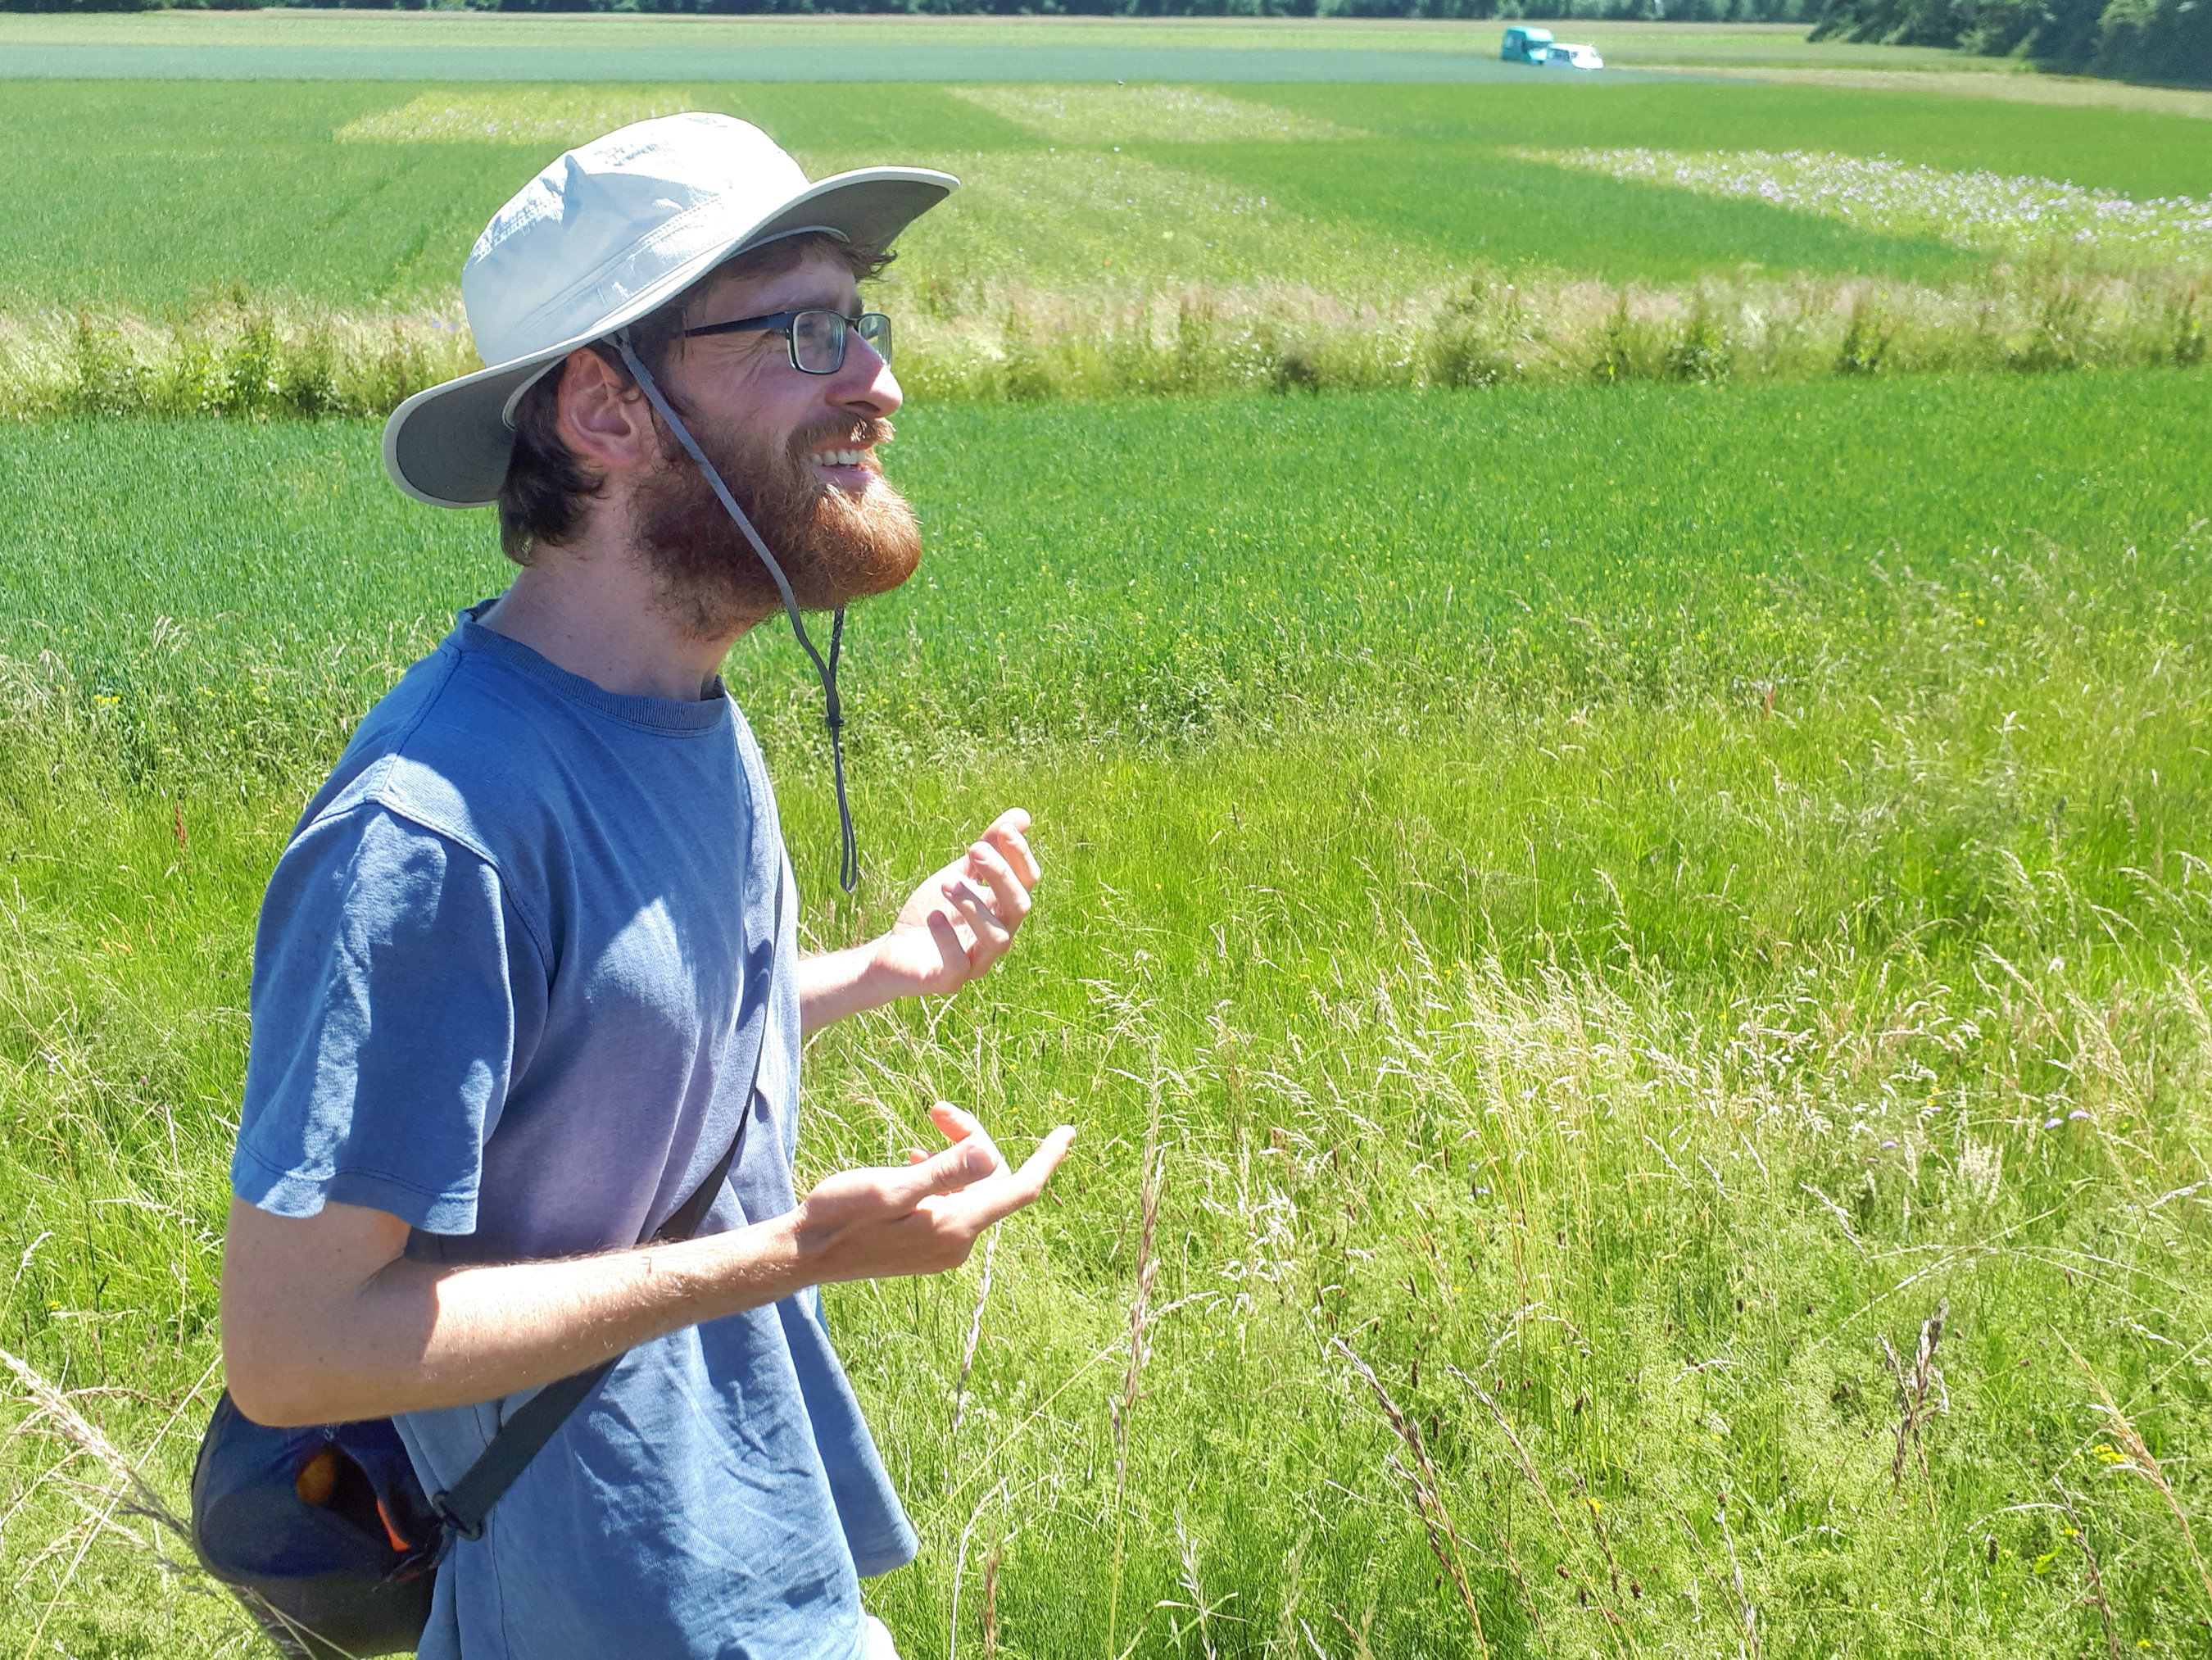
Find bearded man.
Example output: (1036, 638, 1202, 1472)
(215, 116, 1072, 1660)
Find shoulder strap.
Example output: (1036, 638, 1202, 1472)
(430, 872, 786, 1544)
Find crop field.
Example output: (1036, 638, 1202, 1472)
(3, 25, 2212, 1660)
(7, 74, 2207, 311)
(6, 69, 2210, 416)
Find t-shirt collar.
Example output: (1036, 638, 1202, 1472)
(449, 597, 731, 733)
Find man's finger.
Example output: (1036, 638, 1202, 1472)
(942, 879, 1013, 959)
(964, 841, 1033, 929)
(884, 1136, 999, 1209)
(1007, 1124, 1076, 1196)
(926, 905, 974, 968)
(981, 815, 1041, 890)
(941, 1126, 1078, 1229)
(928, 1101, 1006, 1174)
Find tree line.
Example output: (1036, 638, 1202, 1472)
(1812, 0, 2207, 86)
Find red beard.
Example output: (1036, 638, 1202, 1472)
(631, 413, 922, 641)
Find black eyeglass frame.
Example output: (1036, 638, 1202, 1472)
(681, 309, 892, 375)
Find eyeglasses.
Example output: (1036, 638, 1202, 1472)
(682, 309, 892, 375)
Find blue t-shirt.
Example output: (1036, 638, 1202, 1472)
(231, 603, 917, 1660)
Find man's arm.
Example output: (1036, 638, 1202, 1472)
(222, 1104, 1072, 1427)
(799, 808, 1040, 1037)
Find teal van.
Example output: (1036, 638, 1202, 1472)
(1502, 25, 1554, 62)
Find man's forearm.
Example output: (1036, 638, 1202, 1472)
(222, 1128, 1036, 1429)
(796, 942, 897, 1036)
(224, 1204, 809, 1426)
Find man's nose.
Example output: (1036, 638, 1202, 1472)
(832, 333, 901, 420)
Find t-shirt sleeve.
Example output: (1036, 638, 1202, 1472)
(231, 803, 546, 1234)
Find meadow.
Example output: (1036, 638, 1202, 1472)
(4, 368, 2212, 1658)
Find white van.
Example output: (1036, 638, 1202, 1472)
(1543, 42, 1606, 69)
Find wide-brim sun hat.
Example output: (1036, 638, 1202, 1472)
(383, 113, 956, 510)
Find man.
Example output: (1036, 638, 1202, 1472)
(220, 114, 1073, 1660)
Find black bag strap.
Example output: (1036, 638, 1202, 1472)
(429, 872, 785, 1544)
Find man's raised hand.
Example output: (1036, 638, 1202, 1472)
(792, 1102, 1076, 1284)
(872, 808, 1040, 997)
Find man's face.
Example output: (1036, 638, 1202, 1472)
(629, 247, 921, 640)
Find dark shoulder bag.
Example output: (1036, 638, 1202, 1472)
(191, 887, 781, 1659)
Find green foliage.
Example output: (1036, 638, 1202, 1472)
(1812, 0, 2211, 88)
(2089, 0, 2212, 84)
(2, 374, 2211, 1657)
(1834, 291, 1892, 374)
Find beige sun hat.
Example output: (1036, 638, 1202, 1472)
(383, 113, 956, 510)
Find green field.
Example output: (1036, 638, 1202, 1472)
(5, 370, 2212, 1658)
(7, 373, 2205, 775)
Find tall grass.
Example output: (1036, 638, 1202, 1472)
(0, 296, 475, 423)
(0, 376, 2207, 1656)
(4, 372, 2203, 792)
(7, 569, 2211, 1653)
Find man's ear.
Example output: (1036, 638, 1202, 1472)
(554, 349, 659, 478)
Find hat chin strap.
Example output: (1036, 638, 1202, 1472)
(615, 332, 860, 896)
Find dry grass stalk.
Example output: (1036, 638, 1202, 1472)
(2064, 1337, 2212, 1614)
(1335, 1340, 1490, 1660)
(1174, 1520, 1222, 1660)
(0, 1347, 298, 1657)
(981, 1533, 1004, 1660)
(1879, 1299, 1949, 1494)
(946, 1481, 1004, 1660)
(948, 1228, 999, 1450)
(1570, 1469, 1628, 1603)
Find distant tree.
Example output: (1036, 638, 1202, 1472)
(1811, 0, 2206, 82)
(2091, 0, 2212, 81)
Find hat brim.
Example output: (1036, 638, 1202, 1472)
(383, 167, 957, 510)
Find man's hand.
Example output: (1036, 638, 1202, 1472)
(797, 809, 1043, 1035)
(873, 809, 1040, 996)
(793, 1104, 1076, 1283)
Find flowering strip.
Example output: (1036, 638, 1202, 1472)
(1530, 147, 2212, 269)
